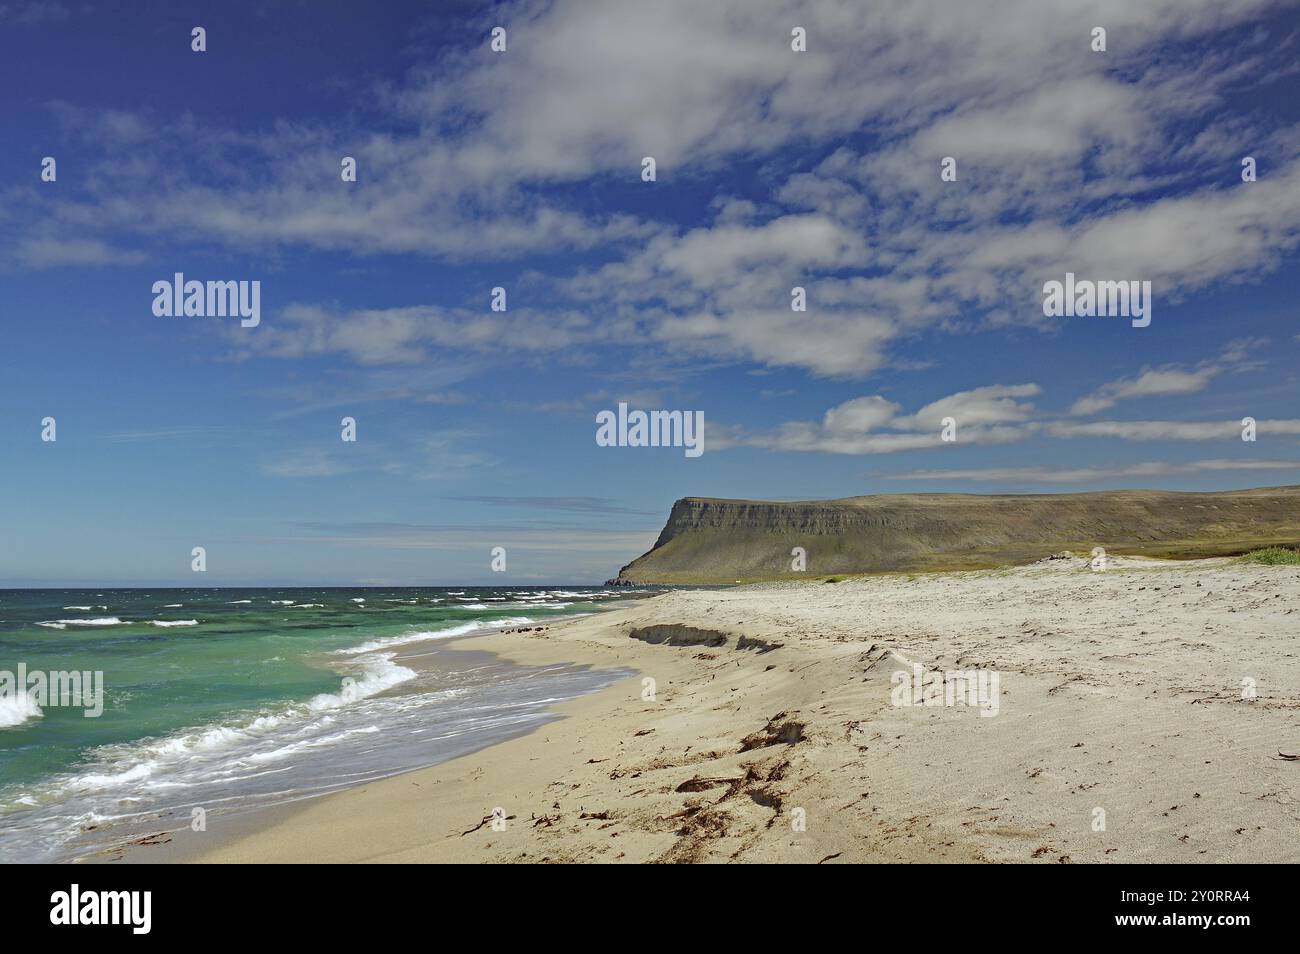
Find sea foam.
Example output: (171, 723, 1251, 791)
(337, 617, 533, 655)
(37, 617, 125, 629)
(0, 694, 43, 727)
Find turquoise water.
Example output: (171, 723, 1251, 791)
(0, 586, 640, 862)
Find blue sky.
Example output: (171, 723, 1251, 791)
(3, 0, 1300, 585)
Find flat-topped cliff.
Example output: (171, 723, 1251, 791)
(610, 486, 1300, 583)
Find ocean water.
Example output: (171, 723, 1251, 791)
(0, 586, 640, 863)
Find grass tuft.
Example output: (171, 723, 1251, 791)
(1241, 547, 1300, 565)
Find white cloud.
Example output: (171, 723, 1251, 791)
(655, 308, 896, 377)
(283, 521, 658, 555)
(877, 459, 1300, 483)
(262, 449, 352, 478)
(727, 384, 1041, 454)
(1069, 341, 1265, 415)
(897, 384, 1042, 431)
(14, 238, 146, 269)
(237, 303, 625, 366)
(9, 0, 1300, 381)
(1049, 419, 1300, 441)
(1070, 367, 1220, 416)
(657, 215, 866, 287)
(718, 372, 1300, 457)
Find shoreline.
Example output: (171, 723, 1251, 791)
(84, 616, 640, 864)
(115, 584, 988, 864)
(111, 557, 1300, 863)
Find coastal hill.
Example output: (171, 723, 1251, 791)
(610, 486, 1300, 584)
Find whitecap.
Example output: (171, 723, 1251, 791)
(337, 617, 533, 655)
(37, 617, 124, 628)
(0, 694, 42, 728)
(307, 653, 416, 711)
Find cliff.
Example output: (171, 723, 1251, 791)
(610, 486, 1300, 583)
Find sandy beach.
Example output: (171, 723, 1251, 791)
(152, 556, 1300, 864)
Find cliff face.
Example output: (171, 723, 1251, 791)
(612, 487, 1300, 583)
